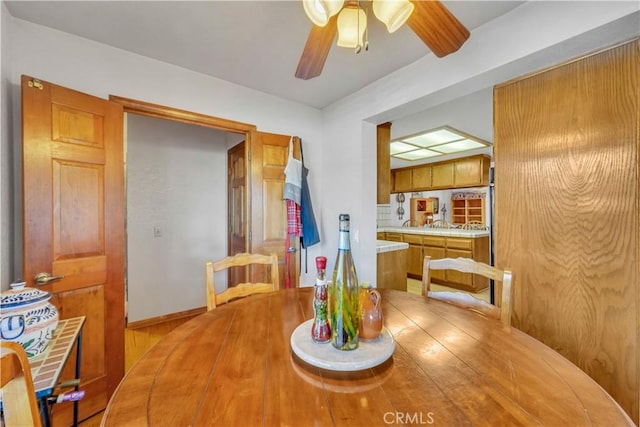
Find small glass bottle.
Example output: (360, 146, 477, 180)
(311, 256, 331, 343)
(330, 214, 359, 350)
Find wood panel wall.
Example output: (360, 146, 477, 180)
(377, 122, 392, 204)
(494, 39, 639, 423)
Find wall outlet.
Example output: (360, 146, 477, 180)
(153, 226, 162, 238)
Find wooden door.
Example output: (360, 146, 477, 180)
(494, 40, 638, 422)
(248, 131, 299, 288)
(21, 76, 125, 423)
(228, 141, 247, 284)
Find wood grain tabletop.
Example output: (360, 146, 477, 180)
(101, 288, 633, 426)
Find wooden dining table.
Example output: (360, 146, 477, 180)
(101, 288, 633, 426)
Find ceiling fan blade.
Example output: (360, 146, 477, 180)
(407, 1, 470, 58)
(295, 15, 338, 80)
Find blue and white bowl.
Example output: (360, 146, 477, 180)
(1, 280, 59, 358)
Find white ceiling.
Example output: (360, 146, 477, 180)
(4, 0, 524, 109)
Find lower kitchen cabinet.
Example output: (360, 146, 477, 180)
(406, 244, 424, 277)
(402, 233, 489, 292)
(403, 234, 424, 277)
(422, 245, 446, 281)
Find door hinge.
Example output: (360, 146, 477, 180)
(28, 79, 44, 90)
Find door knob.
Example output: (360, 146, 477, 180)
(34, 272, 65, 285)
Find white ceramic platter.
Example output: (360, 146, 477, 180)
(290, 319, 395, 371)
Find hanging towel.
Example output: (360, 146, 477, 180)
(297, 140, 320, 274)
(286, 200, 302, 237)
(284, 137, 303, 288)
(283, 137, 302, 204)
(300, 140, 320, 249)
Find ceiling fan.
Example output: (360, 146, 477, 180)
(295, 0, 470, 80)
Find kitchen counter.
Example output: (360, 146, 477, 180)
(376, 239, 409, 253)
(378, 226, 489, 238)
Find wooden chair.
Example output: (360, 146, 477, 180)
(205, 252, 280, 311)
(401, 219, 419, 227)
(461, 221, 488, 230)
(0, 341, 43, 427)
(429, 219, 450, 229)
(421, 256, 513, 326)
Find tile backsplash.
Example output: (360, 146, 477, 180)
(376, 204, 392, 228)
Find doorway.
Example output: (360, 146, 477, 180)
(111, 96, 256, 325)
(125, 113, 242, 323)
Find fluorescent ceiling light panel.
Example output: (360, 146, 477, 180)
(390, 141, 418, 154)
(403, 129, 463, 147)
(432, 139, 487, 153)
(393, 148, 440, 160)
(391, 126, 491, 162)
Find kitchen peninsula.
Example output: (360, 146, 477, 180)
(377, 227, 489, 293)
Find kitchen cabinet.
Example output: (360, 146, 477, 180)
(412, 165, 431, 190)
(454, 156, 490, 187)
(384, 232, 402, 242)
(390, 155, 490, 193)
(400, 232, 489, 292)
(431, 162, 454, 189)
(403, 234, 424, 278)
(451, 196, 485, 225)
(410, 197, 438, 226)
(392, 169, 412, 193)
(422, 236, 446, 281)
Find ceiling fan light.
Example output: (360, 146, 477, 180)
(337, 6, 367, 48)
(372, 0, 415, 33)
(303, 0, 344, 27)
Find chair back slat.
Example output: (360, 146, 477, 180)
(206, 252, 280, 310)
(422, 256, 514, 326)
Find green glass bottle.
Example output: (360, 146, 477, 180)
(330, 214, 359, 350)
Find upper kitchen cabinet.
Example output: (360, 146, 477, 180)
(391, 155, 490, 193)
(431, 162, 455, 189)
(392, 168, 413, 192)
(412, 165, 432, 190)
(454, 155, 490, 187)
(392, 164, 432, 193)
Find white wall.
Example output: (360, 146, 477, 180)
(125, 114, 229, 322)
(6, 16, 326, 288)
(322, 2, 639, 286)
(0, 2, 13, 290)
